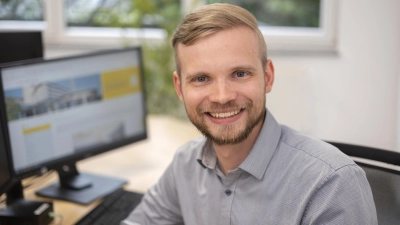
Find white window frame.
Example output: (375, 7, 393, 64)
(398, 62, 400, 152)
(261, 0, 338, 53)
(0, 0, 338, 53)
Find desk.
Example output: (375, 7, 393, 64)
(20, 115, 201, 224)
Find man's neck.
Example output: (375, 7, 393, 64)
(213, 119, 264, 175)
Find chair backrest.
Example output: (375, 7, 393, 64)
(326, 141, 400, 225)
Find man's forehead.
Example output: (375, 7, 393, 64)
(177, 28, 258, 57)
(174, 27, 264, 78)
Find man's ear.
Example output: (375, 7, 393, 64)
(265, 59, 275, 94)
(173, 71, 184, 101)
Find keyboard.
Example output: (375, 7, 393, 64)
(75, 189, 143, 225)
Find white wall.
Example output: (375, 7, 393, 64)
(45, 0, 400, 151)
(268, 0, 400, 151)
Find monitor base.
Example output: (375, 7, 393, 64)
(35, 173, 127, 205)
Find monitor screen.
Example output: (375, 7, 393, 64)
(0, 47, 147, 204)
(0, 31, 43, 64)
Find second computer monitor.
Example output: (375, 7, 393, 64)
(0, 31, 43, 64)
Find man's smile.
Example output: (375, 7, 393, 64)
(208, 108, 243, 118)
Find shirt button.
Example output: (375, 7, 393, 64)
(225, 189, 232, 196)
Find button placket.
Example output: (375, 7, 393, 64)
(219, 170, 241, 224)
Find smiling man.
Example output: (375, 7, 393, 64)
(122, 3, 377, 225)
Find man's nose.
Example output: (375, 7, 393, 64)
(208, 81, 237, 104)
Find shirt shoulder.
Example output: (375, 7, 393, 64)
(279, 125, 356, 171)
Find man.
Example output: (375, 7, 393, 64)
(122, 3, 377, 225)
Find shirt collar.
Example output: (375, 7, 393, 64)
(197, 139, 217, 169)
(239, 109, 281, 180)
(197, 109, 282, 180)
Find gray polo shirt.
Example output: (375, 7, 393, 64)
(122, 110, 377, 225)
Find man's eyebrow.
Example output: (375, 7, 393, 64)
(230, 65, 258, 72)
(184, 72, 208, 82)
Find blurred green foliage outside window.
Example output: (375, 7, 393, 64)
(66, 0, 179, 29)
(208, 0, 320, 27)
(0, 0, 43, 21)
(65, 0, 320, 29)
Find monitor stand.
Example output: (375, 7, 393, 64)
(5, 181, 24, 205)
(35, 163, 127, 205)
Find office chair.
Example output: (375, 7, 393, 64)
(326, 141, 400, 225)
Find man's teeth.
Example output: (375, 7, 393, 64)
(210, 109, 241, 118)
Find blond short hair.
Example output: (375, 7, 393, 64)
(172, 3, 267, 74)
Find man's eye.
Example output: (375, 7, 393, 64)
(235, 71, 247, 77)
(196, 77, 207, 82)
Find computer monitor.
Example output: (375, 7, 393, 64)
(0, 31, 43, 64)
(0, 47, 147, 205)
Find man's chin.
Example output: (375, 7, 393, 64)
(202, 127, 250, 145)
(206, 133, 248, 146)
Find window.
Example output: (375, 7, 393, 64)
(204, 0, 336, 52)
(0, 0, 45, 30)
(0, 0, 337, 52)
(65, 0, 174, 28)
(0, 0, 44, 21)
(208, 0, 320, 28)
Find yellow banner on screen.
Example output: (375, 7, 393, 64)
(23, 124, 51, 135)
(101, 67, 141, 100)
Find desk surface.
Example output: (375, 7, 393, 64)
(20, 115, 200, 224)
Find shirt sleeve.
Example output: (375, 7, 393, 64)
(121, 159, 184, 225)
(301, 164, 377, 225)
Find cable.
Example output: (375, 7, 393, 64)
(23, 171, 55, 190)
(0, 194, 5, 203)
(0, 194, 6, 210)
(49, 211, 63, 225)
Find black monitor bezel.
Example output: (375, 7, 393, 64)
(0, 123, 16, 196)
(0, 31, 43, 64)
(0, 46, 148, 180)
